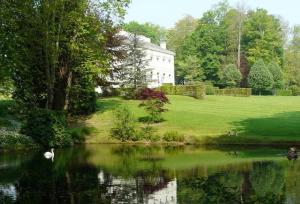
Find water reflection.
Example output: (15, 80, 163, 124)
(0, 145, 299, 204)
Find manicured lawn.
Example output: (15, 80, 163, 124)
(84, 95, 300, 144)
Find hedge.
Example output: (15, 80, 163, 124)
(274, 89, 293, 96)
(159, 83, 206, 99)
(214, 88, 252, 97)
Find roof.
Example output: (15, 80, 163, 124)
(142, 42, 176, 56)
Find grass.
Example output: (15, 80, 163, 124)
(83, 95, 300, 144)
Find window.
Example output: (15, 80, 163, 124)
(157, 72, 160, 84)
(169, 74, 171, 79)
(157, 56, 159, 61)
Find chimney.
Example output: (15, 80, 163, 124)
(160, 40, 166, 49)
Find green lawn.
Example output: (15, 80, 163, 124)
(84, 95, 300, 144)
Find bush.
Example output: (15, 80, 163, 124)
(220, 64, 242, 87)
(214, 88, 252, 97)
(68, 85, 96, 115)
(205, 81, 216, 95)
(138, 88, 169, 123)
(274, 89, 293, 96)
(248, 59, 274, 94)
(158, 84, 206, 99)
(21, 109, 72, 148)
(139, 126, 160, 142)
(110, 106, 138, 141)
(162, 131, 185, 142)
(0, 129, 37, 149)
(70, 127, 93, 143)
(289, 85, 300, 96)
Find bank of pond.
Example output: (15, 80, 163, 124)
(0, 144, 300, 204)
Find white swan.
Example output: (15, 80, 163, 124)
(44, 148, 54, 161)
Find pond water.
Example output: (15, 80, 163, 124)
(0, 145, 299, 204)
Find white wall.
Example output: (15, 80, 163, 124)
(146, 50, 175, 88)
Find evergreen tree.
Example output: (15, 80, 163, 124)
(220, 64, 242, 87)
(248, 59, 274, 94)
(118, 34, 151, 88)
(267, 62, 284, 89)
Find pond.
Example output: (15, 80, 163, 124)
(0, 144, 299, 204)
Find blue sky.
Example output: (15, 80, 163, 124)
(125, 0, 300, 28)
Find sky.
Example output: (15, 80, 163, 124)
(125, 0, 300, 28)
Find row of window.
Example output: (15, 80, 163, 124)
(149, 55, 172, 63)
(150, 72, 172, 84)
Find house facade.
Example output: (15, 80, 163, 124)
(119, 31, 176, 88)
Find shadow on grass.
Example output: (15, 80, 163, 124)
(96, 98, 122, 113)
(205, 111, 300, 144)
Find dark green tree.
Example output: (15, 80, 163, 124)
(248, 59, 274, 94)
(267, 62, 284, 89)
(220, 64, 242, 87)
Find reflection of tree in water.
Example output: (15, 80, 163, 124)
(177, 162, 286, 204)
(245, 162, 285, 204)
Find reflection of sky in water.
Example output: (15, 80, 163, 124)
(0, 184, 17, 201)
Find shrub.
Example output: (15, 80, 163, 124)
(289, 85, 300, 96)
(70, 127, 93, 143)
(159, 84, 206, 99)
(214, 88, 252, 97)
(162, 131, 185, 142)
(138, 88, 169, 123)
(68, 85, 96, 115)
(139, 125, 160, 142)
(0, 129, 37, 149)
(110, 106, 137, 141)
(205, 81, 216, 95)
(220, 64, 242, 87)
(248, 59, 274, 94)
(21, 108, 72, 148)
(267, 62, 284, 89)
(274, 89, 293, 96)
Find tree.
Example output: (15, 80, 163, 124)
(248, 59, 274, 94)
(123, 21, 166, 45)
(166, 15, 197, 52)
(117, 33, 151, 89)
(284, 25, 300, 87)
(267, 62, 284, 89)
(243, 9, 284, 67)
(220, 64, 242, 87)
(177, 55, 203, 84)
(1, 0, 130, 146)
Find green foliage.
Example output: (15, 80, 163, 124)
(166, 15, 197, 52)
(220, 64, 242, 87)
(267, 62, 284, 89)
(243, 9, 284, 67)
(289, 85, 300, 96)
(0, 129, 37, 149)
(163, 131, 185, 142)
(123, 21, 166, 45)
(248, 59, 274, 94)
(214, 88, 252, 97)
(21, 109, 72, 148)
(159, 84, 206, 99)
(274, 89, 293, 96)
(139, 126, 160, 142)
(139, 99, 167, 123)
(177, 55, 204, 83)
(69, 127, 93, 143)
(205, 81, 216, 95)
(111, 106, 138, 141)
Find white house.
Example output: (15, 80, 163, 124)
(139, 35, 176, 88)
(118, 31, 175, 88)
(95, 31, 175, 94)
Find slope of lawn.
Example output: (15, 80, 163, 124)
(82, 95, 300, 144)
